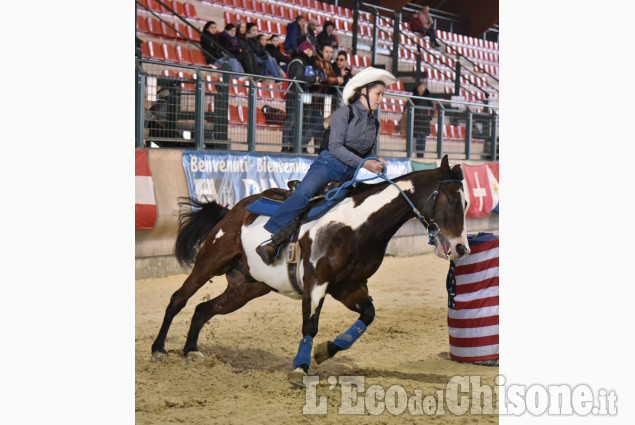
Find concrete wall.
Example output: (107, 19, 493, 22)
(135, 150, 498, 279)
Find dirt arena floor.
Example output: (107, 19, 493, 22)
(136, 253, 499, 424)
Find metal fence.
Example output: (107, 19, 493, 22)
(136, 59, 498, 160)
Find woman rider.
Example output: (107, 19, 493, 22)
(256, 67, 398, 264)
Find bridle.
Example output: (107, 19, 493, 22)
(385, 177, 463, 245)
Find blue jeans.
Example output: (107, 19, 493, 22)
(263, 150, 356, 235)
(260, 57, 284, 79)
(213, 57, 245, 79)
(302, 107, 324, 147)
(415, 133, 426, 158)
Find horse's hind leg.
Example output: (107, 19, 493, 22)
(151, 246, 234, 356)
(183, 269, 271, 358)
(151, 265, 214, 356)
(313, 283, 375, 364)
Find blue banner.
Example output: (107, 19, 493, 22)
(181, 151, 412, 207)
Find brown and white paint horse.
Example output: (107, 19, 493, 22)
(151, 155, 470, 386)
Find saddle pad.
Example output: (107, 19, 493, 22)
(247, 198, 283, 216)
(246, 188, 351, 220)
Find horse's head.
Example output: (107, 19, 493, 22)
(424, 156, 470, 260)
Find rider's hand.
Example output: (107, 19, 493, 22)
(363, 158, 387, 174)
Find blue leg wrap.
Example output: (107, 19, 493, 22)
(333, 320, 367, 350)
(292, 336, 314, 369)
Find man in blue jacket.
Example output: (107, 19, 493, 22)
(284, 15, 305, 57)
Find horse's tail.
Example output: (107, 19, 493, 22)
(174, 197, 229, 268)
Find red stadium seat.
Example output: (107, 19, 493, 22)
(137, 15, 150, 33)
(187, 25, 201, 42)
(170, 1, 186, 16)
(146, 41, 164, 60)
(183, 2, 199, 19)
(228, 104, 244, 124)
(173, 22, 188, 40)
(189, 48, 207, 65)
(177, 71, 196, 92)
(161, 69, 177, 77)
(204, 75, 219, 94)
(146, 17, 164, 37)
(161, 43, 179, 62)
(161, 21, 178, 38)
(270, 84, 285, 102)
(176, 45, 193, 64)
(147, 0, 168, 14)
(256, 107, 268, 126)
(230, 79, 249, 97)
(141, 41, 150, 58)
(380, 119, 396, 135)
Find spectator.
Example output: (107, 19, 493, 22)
(411, 80, 434, 158)
(314, 44, 343, 91)
(300, 44, 343, 150)
(247, 27, 285, 80)
(201, 21, 222, 65)
(235, 21, 259, 75)
(332, 50, 352, 86)
(281, 41, 323, 153)
(147, 85, 180, 144)
(316, 21, 339, 49)
(215, 24, 247, 77)
(409, 7, 440, 48)
(304, 18, 318, 48)
(284, 15, 306, 57)
(265, 34, 292, 71)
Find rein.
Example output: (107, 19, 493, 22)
(324, 157, 462, 245)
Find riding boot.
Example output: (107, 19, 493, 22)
(256, 231, 287, 265)
(256, 241, 281, 265)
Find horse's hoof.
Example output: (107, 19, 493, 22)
(151, 351, 167, 363)
(313, 341, 332, 364)
(186, 351, 204, 363)
(287, 367, 307, 388)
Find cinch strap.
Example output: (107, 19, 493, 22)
(292, 336, 314, 369)
(333, 320, 367, 350)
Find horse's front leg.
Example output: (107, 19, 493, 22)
(287, 280, 327, 387)
(313, 283, 375, 364)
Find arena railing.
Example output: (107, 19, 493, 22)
(135, 58, 499, 161)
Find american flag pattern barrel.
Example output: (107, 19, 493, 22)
(446, 233, 499, 364)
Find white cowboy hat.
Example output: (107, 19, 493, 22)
(342, 67, 397, 105)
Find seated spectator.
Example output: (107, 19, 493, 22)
(316, 21, 339, 49)
(247, 24, 284, 80)
(236, 20, 259, 75)
(215, 24, 247, 77)
(303, 18, 318, 48)
(265, 34, 292, 71)
(284, 15, 306, 57)
(332, 50, 352, 86)
(408, 6, 440, 48)
(200, 21, 222, 65)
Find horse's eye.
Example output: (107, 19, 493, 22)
(448, 197, 457, 206)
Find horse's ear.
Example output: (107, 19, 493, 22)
(451, 163, 464, 180)
(440, 155, 450, 176)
